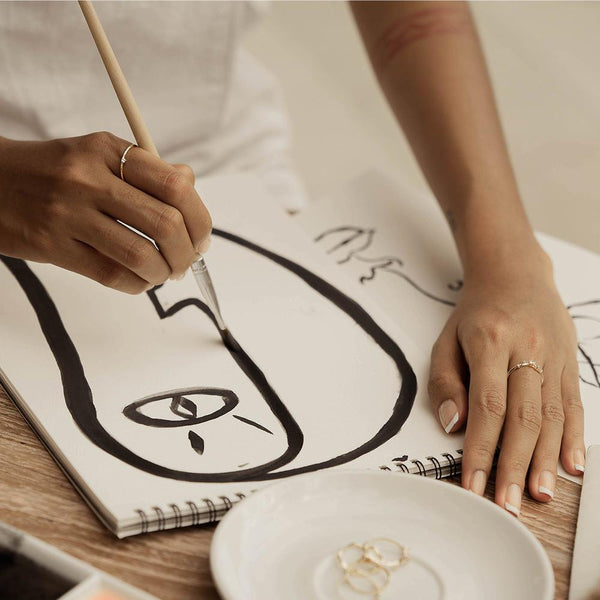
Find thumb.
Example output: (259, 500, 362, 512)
(428, 319, 469, 434)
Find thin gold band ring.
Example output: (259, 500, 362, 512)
(507, 361, 544, 384)
(119, 143, 136, 182)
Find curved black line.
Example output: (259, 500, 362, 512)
(212, 228, 416, 480)
(1, 255, 303, 482)
(578, 343, 600, 388)
(2, 226, 416, 482)
(315, 226, 375, 265)
(355, 258, 457, 307)
(567, 299, 600, 310)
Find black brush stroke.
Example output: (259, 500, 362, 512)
(232, 414, 274, 435)
(123, 388, 238, 427)
(188, 430, 205, 455)
(1, 227, 416, 482)
(314, 226, 376, 265)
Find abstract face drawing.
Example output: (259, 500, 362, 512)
(1, 229, 416, 483)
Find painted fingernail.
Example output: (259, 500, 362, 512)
(505, 484, 522, 517)
(538, 471, 555, 499)
(438, 399, 459, 434)
(470, 470, 487, 496)
(196, 236, 211, 255)
(574, 449, 586, 474)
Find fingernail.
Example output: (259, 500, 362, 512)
(196, 236, 211, 255)
(438, 399, 459, 434)
(574, 449, 586, 474)
(470, 470, 487, 496)
(169, 272, 186, 281)
(538, 471, 555, 499)
(505, 484, 522, 517)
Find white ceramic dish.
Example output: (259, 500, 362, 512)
(211, 470, 554, 600)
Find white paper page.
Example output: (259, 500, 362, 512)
(297, 169, 600, 484)
(0, 174, 461, 532)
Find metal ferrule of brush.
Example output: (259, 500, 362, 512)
(191, 256, 226, 331)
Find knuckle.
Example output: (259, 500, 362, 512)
(129, 281, 150, 296)
(428, 372, 453, 398)
(95, 262, 124, 289)
(153, 205, 184, 239)
(462, 317, 508, 349)
(124, 237, 154, 270)
(563, 394, 584, 416)
(467, 442, 496, 466)
(42, 196, 70, 223)
(81, 131, 114, 154)
(476, 388, 506, 421)
(178, 164, 196, 184)
(515, 401, 542, 433)
(505, 456, 530, 475)
(541, 402, 565, 426)
(53, 159, 83, 188)
(162, 169, 191, 203)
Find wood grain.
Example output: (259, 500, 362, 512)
(0, 388, 580, 599)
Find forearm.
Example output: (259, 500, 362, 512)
(351, 1, 543, 276)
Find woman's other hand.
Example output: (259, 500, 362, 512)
(429, 241, 585, 514)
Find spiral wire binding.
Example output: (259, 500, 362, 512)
(380, 449, 463, 480)
(132, 454, 462, 533)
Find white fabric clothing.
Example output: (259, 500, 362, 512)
(0, 1, 307, 211)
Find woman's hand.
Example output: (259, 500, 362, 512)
(0, 132, 211, 293)
(428, 242, 585, 515)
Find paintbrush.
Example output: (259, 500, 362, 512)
(78, 0, 229, 336)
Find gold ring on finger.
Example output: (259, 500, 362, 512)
(119, 143, 136, 182)
(507, 360, 544, 384)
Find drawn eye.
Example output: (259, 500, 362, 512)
(123, 388, 238, 428)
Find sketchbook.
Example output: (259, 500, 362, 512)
(0, 174, 465, 538)
(297, 169, 600, 485)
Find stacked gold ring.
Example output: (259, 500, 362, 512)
(336, 538, 410, 598)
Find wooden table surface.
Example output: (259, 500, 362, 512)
(0, 388, 581, 600)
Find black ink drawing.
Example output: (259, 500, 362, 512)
(316, 225, 600, 389)
(568, 300, 600, 389)
(1, 228, 417, 483)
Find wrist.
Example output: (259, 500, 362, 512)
(447, 188, 547, 278)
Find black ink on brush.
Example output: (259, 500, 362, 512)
(1, 228, 416, 482)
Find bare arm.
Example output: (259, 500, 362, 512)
(351, 1, 533, 270)
(352, 1, 584, 513)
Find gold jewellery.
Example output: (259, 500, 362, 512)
(337, 538, 410, 598)
(507, 360, 544, 384)
(119, 143, 136, 182)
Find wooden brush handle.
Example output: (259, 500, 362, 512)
(78, 0, 159, 157)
